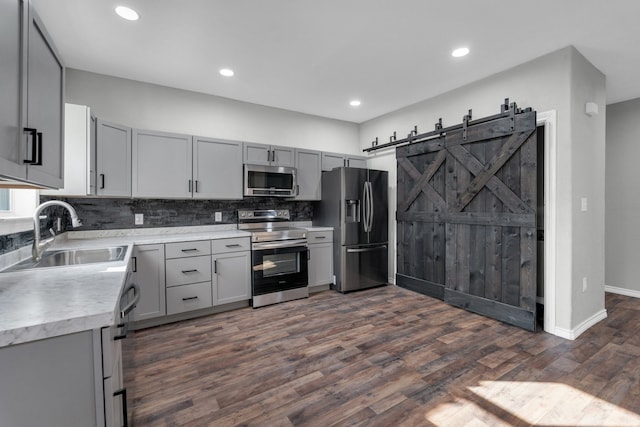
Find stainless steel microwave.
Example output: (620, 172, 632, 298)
(244, 164, 297, 197)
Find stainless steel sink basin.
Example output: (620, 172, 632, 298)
(3, 246, 128, 272)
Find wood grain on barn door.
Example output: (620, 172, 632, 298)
(396, 110, 538, 330)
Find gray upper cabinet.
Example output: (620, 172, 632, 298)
(0, 0, 64, 188)
(133, 130, 243, 200)
(0, 0, 26, 182)
(132, 129, 193, 198)
(97, 120, 131, 197)
(193, 137, 243, 199)
(321, 151, 367, 171)
(294, 148, 322, 200)
(243, 142, 295, 167)
(25, 5, 64, 188)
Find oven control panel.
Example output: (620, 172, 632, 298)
(238, 209, 290, 221)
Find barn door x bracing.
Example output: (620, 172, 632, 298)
(396, 110, 538, 331)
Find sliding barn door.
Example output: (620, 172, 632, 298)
(397, 110, 538, 330)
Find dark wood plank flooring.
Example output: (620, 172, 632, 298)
(124, 287, 640, 426)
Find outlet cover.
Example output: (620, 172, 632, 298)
(582, 277, 588, 292)
(215, 211, 222, 222)
(135, 213, 144, 225)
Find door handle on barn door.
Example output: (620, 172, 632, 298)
(100, 174, 105, 189)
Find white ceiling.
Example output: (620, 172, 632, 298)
(32, 0, 640, 123)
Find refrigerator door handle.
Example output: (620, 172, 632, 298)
(347, 245, 388, 253)
(362, 181, 370, 232)
(368, 182, 373, 231)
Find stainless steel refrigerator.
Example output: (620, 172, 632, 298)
(314, 167, 388, 292)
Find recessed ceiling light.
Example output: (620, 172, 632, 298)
(219, 68, 235, 77)
(452, 47, 470, 58)
(115, 6, 140, 21)
(350, 100, 361, 107)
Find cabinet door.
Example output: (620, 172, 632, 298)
(24, 5, 64, 188)
(132, 129, 192, 198)
(321, 152, 346, 171)
(308, 242, 334, 286)
(132, 244, 166, 322)
(243, 142, 271, 165)
(213, 251, 250, 305)
(40, 103, 91, 196)
(271, 145, 295, 167)
(193, 137, 243, 199)
(295, 148, 321, 200)
(346, 155, 367, 169)
(0, 0, 27, 181)
(0, 331, 99, 427)
(97, 120, 131, 197)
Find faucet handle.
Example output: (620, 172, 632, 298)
(49, 228, 56, 238)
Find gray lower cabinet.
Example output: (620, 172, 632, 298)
(212, 238, 251, 304)
(193, 136, 243, 199)
(132, 129, 193, 198)
(321, 152, 367, 171)
(308, 230, 334, 287)
(0, 0, 64, 188)
(97, 120, 132, 197)
(244, 142, 295, 167)
(294, 148, 322, 200)
(165, 240, 213, 315)
(132, 244, 166, 322)
(0, 326, 125, 427)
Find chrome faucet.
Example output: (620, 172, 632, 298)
(32, 200, 83, 261)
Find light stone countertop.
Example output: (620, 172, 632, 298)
(0, 225, 251, 349)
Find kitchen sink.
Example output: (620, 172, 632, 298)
(2, 246, 128, 272)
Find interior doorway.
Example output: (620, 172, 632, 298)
(537, 110, 557, 335)
(536, 124, 545, 328)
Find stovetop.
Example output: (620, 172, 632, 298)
(238, 209, 307, 242)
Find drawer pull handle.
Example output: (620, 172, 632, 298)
(181, 248, 198, 252)
(182, 296, 198, 301)
(181, 269, 198, 274)
(225, 244, 241, 248)
(314, 236, 327, 239)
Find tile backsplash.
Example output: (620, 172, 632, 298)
(0, 196, 315, 256)
(40, 196, 314, 231)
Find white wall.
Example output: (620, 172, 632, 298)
(605, 98, 640, 296)
(569, 51, 607, 328)
(360, 46, 606, 334)
(65, 69, 360, 154)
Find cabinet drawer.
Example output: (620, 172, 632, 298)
(166, 282, 212, 315)
(308, 230, 333, 243)
(212, 237, 251, 254)
(166, 255, 212, 287)
(165, 240, 211, 259)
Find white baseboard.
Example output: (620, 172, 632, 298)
(553, 309, 607, 340)
(605, 285, 640, 299)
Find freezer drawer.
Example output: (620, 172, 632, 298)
(338, 244, 388, 292)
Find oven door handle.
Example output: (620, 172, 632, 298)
(252, 239, 308, 250)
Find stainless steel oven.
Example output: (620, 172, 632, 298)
(239, 209, 309, 307)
